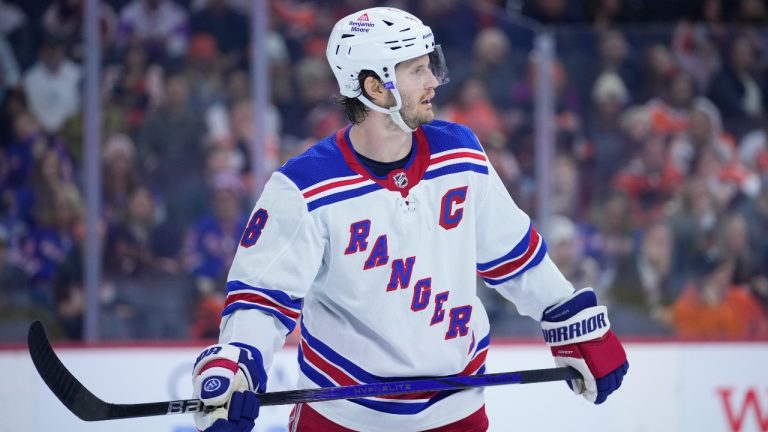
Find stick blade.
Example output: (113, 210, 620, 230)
(27, 321, 111, 421)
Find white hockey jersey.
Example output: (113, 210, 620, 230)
(220, 120, 574, 431)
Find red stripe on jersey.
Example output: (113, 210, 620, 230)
(301, 339, 359, 386)
(477, 228, 541, 279)
(302, 339, 439, 401)
(225, 293, 300, 319)
(459, 349, 488, 376)
(303, 176, 368, 199)
(430, 151, 486, 166)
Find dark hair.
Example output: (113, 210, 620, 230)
(335, 70, 381, 124)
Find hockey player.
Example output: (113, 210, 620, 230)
(191, 7, 628, 432)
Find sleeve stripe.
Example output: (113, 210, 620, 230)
(224, 293, 301, 320)
(223, 281, 302, 333)
(221, 303, 298, 334)
(477, 226, 544, 279)
(477, 222, 535, 272)
(481, 243, 547, 286)
(226, 281, 302, 311)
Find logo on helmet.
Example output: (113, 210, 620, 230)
(357, 13, 370, 21)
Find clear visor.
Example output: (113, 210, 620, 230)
(429, 45, 450, 86)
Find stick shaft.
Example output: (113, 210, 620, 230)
(28, 321, 580, 421)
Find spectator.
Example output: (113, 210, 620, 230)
(640, 44, 678, 103)
(440, 75, 503, 144)
(509, 56, 587, 167)
(581, 190, 635, 282)
(592, 30, 640, 103)
(547, 214, 600, 291)
(588, 72, 633, 188)
(281, 56, 335, 139)
(189, 0, 248, 70)
(667, 177, 719, 275)
(116, 0, 189, 61)
(20, 182, 82, 311)
(103, 41, 165, 134)
(672, 16, 722, 92)
(669, 98, 737, 174)
(446, 27, 520, 111)
(708, 34, 766, 133)
(646, 72, 698, 135)
(227, 97, 281, 178)
(137, 70, 208, 224)
(610, 220, 683, 334)
(184, 34, 225, 111)
(105, 184, 183, 278)
(101, 134, 140, 227)
(691, 142, 760, 210)
(189, 294, 224, 339)
(612, 133, 684, 225)
(482, 132, 522, 196)
(43, 0, 118, 61)
(21, 38, 81, 135)
(551, 153, 583, 219)
(183, 173, 247, 296)
(671, 257, 768, 339)
(3, 111, 48, 193)
(718, 212, 756, 285)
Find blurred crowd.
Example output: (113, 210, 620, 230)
(0, 0, 767, 341)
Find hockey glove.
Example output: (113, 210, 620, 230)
(192, 343, 267, 431)
(541, 288, 628, 404)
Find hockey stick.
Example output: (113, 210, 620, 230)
(28, 320, 580, 421)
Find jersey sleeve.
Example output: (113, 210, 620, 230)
(218, 171, 325, 382)
(475, 153, 574, 320)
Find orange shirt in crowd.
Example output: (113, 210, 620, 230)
(672, 284, 768, 339)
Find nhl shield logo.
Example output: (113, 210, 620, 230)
(392, 171, 408, 188)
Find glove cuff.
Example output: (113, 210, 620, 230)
(541, 288, 611, 346)
(542, 305, 610, 345)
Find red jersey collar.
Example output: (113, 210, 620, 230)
(335, 125, 431, 198)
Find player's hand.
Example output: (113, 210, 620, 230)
(192, 344, 264, 431)
(541, 288, 628, 404)
(200, 391, 260, 432)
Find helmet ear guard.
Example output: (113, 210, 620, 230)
(326, 7, 450, 132)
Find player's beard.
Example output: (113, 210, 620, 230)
(384, 92, 434, 131)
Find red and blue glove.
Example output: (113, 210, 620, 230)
(541, 288, 628, 404)
(192, 343, 267, 432)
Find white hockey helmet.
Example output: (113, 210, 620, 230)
(326, 7, 449, 132)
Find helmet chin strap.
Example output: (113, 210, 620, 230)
(357, 89, 415, 133)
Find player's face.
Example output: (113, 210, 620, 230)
(393, 55, 439, 128)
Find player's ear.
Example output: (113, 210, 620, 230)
(363, 75, 388, 106)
